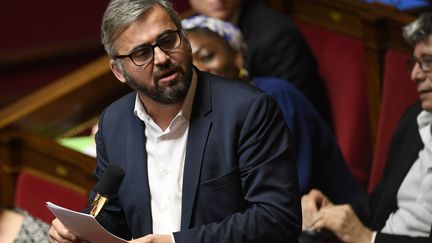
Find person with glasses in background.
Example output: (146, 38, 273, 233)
(48, 0, 301, 242)
(301, 12, 432, 243)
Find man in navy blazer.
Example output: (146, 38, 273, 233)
(48, 0, 301, 242)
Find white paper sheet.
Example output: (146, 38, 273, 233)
(46, 202, 128, 243)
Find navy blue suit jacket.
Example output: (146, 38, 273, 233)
(88, 70, 301, 242)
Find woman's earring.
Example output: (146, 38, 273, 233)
(238, 68, 249, 80)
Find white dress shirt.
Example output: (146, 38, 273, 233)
(133, 71, 197, 234)
(380, 110, 432, 237)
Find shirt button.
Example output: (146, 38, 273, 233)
(161, 169, 169, 175)
(418, 198, 424, 204)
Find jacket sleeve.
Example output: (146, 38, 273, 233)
(83, 108, 132, 240)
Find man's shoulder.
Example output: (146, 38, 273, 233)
(389, 101, 422, 146)
(106, 91, 136, 110)
(398, 101, 422, 126)
(101, 91, 136, 121)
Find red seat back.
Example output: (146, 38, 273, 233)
(296, 21, 373, 187)
(368, 50, 417, 191)
(14, 171, 88, 223)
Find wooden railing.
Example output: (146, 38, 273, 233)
(0, 55, 130, 136)
(0, 54, 131, 206)
(0, 40, 103, 73)
(0, 129, 96, 205)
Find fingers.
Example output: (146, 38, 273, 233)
(310, 189, 333, 208)
(301, 189, 333, 229)
(309, 204, 371, 243)
(128, 234, 152, 243)
(49, 218, 78, 243)
(301, 196, 318, 228)
(309, 205, 344, 230)
(128, 234, 172, 243)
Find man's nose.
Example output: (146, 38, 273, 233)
(153, 46, 169, 65)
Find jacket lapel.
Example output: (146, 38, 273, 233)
(387, 129, 422, 198)
(181, 71, 212, 229)
(373, 105, 423, 227)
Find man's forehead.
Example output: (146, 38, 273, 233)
(136, 5, 175, 31)
(414, 39, 432, 56)
(116, 7, 177, 47)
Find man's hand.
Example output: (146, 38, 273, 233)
(301, 189, 333, 228)
(129, 234, 172, 243)
(309, 204, 373, 243)
(49, 218, 84, 242)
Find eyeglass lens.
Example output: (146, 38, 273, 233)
(407, 55, 432, 72)
(131, 31, 181, 65)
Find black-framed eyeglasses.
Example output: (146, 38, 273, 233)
(406, 55, 432, 73)
(113, 29, 182, 66)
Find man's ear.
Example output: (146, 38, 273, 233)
(110, 59, 127, 84)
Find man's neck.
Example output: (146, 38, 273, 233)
(138, 94, 183, 131)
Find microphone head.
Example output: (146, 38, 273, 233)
(95, 164, 125, 198)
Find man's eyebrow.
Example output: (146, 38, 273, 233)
(128, 29, 178, 53)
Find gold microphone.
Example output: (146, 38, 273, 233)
(90, 164, 125, 218)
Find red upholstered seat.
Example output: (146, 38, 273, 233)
(14, 171, 88, 223)
(296, 21, 373, 188)
(368, 50, 417, 191)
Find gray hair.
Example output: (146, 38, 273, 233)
(101, 0, 182, 57)
(403, 12, 432, 47)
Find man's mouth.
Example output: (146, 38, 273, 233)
(418, 88, 432, 99)
(419, 88, 432, 94)
(156, 67, 179, 84)
(159, 71, 178, 84)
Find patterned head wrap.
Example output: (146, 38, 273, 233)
(181, 15, 247, 53)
